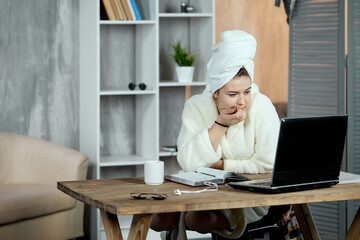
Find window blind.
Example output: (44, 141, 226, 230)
(347, 0, 360, 229)
(288, 0, 346, 239)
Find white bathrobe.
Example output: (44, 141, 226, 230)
(176, 83, 280, 238)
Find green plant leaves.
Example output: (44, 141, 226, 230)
(170, 40, 197, 66)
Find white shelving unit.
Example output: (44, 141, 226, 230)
(159, 81, 207, 87)
(100, 90, 157, 95)
(158, 0, 215, 166)
(79, 0, 215, 239)
(158, 13, 213, 17)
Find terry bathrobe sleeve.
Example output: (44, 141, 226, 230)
(177, 94, 221, 172)
(223, 94, 280, 174)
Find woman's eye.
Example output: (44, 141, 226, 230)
(229, 93, 237, 97)
(244, 90, 251, 95)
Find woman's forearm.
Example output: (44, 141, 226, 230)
(208, 122, 227, 151)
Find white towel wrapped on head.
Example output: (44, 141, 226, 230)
(206, 30, 257, 93)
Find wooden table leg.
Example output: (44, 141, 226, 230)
(292, 204, 320, 240)
(100, 210, 123, 240)
(345, 207, 360, 240)
(127, 214, 153, 240)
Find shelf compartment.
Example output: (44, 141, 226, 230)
(159, 0, 214, 14)
(159, 81, 206, 87)
(100, 20, 156, 25)
(159, 88, 185, 148)
(100, 154, 154, 167)
(100, 24, 156, 92)
(100, 95, 157, 159)
(159, 17, 213, 83)
(159, 13, 213, 18)
(159, 86, 205, 150)
(100, 90, 156, 95)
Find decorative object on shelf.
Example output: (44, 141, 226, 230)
(171, 40, 197, 82)
(175, 66, 195, 83)
(128, 82, 147, 90)
(180, 2, 195, 13)
(181, 2, 187, 13)
(186, 5, 195, 13)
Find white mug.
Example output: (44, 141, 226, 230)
(144, 160, 164, 185)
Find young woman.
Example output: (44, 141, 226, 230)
(151, 30, 280, 239)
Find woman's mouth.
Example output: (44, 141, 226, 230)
(232, 106, 246, 114)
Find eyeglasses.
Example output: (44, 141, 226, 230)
(130, 192, 167, 200)
(128, 82, 147, 90)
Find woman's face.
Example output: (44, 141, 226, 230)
(213, 76, 252, 114)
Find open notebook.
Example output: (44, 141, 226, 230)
(166, 167, 249, 186)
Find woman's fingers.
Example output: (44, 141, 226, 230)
(218, 107, 247, 126)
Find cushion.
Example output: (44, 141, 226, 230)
(0, 184, 76, 225)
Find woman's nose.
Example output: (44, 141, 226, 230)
(237, 95, 245, 105)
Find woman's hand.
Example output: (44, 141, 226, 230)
(210, 159, 224, 170)
(209, 107, 246, 152)
(217, 106, 246, 126)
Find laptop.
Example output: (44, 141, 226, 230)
(228, 115, 348, 193)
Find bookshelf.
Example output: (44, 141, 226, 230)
(79, 0, 214, 239)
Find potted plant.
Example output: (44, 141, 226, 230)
(171, 40, 197, 82)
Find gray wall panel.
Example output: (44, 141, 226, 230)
(0, 0, 79, 149)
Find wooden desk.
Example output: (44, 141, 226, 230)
(58, 175, 360, 240)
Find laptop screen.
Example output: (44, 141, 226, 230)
(272, 115, 348, 186)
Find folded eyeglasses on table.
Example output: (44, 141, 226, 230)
(130, 192, 167, 200)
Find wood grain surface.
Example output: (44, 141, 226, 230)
(58, 175, 360, 216)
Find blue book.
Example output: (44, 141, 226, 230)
(130, 0, 142, 20)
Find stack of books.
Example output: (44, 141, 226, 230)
(102, 0, 142, 20)
(162, 145, 177, 152)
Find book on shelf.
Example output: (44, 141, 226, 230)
(100, 1, 109, 20)
(102, 0, 117, 20)
(113, 0, 126, 20)
(110, 0, 119, 20)
(166, 167, 250, 187)
(130, 0, 142, 20)
(126, 0, 136, 20)
(120, 0, 134, 20)
(162, 145, 177, 152)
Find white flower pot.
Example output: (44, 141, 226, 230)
(175, 66, 194, 83)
